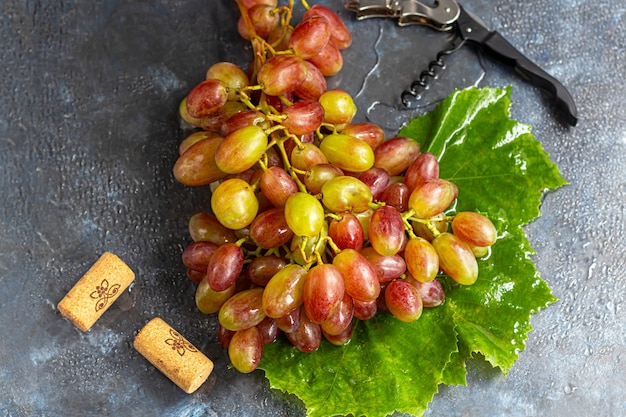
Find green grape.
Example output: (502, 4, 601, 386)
(319, 89, 356, 125)
(214, 125, 268, 174)
(228, 326, 264, 373)
(403, 237, 439, 283)
(468, 244, 490, 258)
(195, 278, 236, 314)
(218, 287, 266, 331)
(304, 163, 344, 194)
(290, 222, 327, 265)
(319, 133, 375, 173)
(284, 192, 325, 237)
(173, 136, 227, 186)
(321, 176, 372, 213)
(290, 142, 329, 172)
(211, 178, 259, 230)
(262, 264, 307, 318)
(451, 211, 497, 247)
(432, 232, 478, 285)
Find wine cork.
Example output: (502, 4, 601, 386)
(134, 317, 214, 394)
(57, 252, 135, 332)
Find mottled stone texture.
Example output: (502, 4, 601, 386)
(0, 0, 624, 416)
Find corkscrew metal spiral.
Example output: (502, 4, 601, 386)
(345, 0, 578, 125)
(401, 38, 467, 108)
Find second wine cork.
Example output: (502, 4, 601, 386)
(134, 317, 214, 394)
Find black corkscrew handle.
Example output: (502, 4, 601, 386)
(479, 31, 578, 126)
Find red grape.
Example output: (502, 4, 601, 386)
(257, 54, 308, 96)
(289, 15, 331, 59)
(219, 287, 266, 331)
(173, 136, 227, 186)
(285, 307, 321, 353)
(432, 232, 478, 285)
(259, 166, 298, 208)
(262, 264, 307, 318)
(228, 326, 264, 373)
(328, 212, 364, 251)
(282, 100, 325, 135)
(385, 279, 423, 322)
(451, 212, 497, 247)
(333, 248, 380, 302)
(303, 264, 345, 324)
(373, 136, 421, 176)
(244, 255, 287, 286)
(408, 178, 457, 219)
(368, 205, 406, 256)
(206, 243, 244, 292)
(403, 237, 439, 283)
(185, 79, 229, 118)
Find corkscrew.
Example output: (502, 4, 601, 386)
(344, 0, 578, 126)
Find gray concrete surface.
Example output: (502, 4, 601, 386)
(0, 0, 624, 416)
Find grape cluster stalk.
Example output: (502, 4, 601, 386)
(174, 0, 498, 373)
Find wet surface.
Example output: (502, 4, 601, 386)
(0, 0, 624, 416)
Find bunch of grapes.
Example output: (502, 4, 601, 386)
(174, 0, 498, 373)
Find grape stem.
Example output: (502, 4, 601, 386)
(406, 212, 442, 239)
(275, 138, 309, 193)
(320, 235, 341, 255)
(235, 236, 250, 247)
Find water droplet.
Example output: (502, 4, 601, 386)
(563, 383, 577, 395)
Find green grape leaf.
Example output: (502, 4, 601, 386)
(258, 86, 565, 417)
